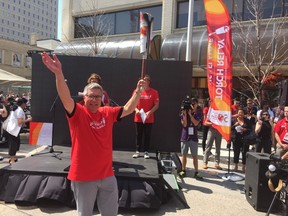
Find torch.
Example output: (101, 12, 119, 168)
(140, 12, 154, 79)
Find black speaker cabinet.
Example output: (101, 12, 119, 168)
(245, 152, 275, 212)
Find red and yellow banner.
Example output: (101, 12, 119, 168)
(29, 122, 53, 145)
(204, 0, 232, 142)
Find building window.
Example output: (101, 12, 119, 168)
(74, 13, 115, 38)
(26, 56, 32, 68)
(13, 53, 21, 67)
(115, 10, 139, 34)
(244, 0, 285, 20)
(74, 5, 162, 38)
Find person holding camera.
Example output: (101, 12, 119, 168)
(255, 109, 273, 154)
(179, 98, 203, 180)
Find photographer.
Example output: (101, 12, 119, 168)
(179, 97, 203, 180)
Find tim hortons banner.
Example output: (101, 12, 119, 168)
(204, 0, 232, 142)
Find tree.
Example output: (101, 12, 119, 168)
(232, 0, 288, 107)
(59, 0, 112, 57)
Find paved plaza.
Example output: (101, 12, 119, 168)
(0, 133, 282, 216)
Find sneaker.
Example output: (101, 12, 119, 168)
(214, 164, 223, 170)
(202, 163, 208, 169)
(132, 151, 140, 158)
(179, 170, 186, 178)
(194, 173, 204, 181)
(144, 152, 150, 159)
(0, 156, 3, 161)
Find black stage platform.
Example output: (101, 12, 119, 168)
(0, 146, 178, 209)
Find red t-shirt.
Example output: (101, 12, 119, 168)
(67, 103, 122, 181)
(102, 90, 110, 105)
(203, 107, 209, 123)
(274, 118, 288, 144)
(231, 104, 238, 115)
(134, 88, 159, 123)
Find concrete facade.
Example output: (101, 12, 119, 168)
(0, 39, 44, 80)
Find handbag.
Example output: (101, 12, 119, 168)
(3, 110, 21, 137)
(243, 131, 259, 145)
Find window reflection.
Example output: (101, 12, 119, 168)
(74, 5, 162, 38)
(115, 10, 138, 34)
(177, 0, 288, 28)
(13, 53, 21, 67)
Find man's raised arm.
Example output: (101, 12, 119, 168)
(41, 52, 74, 114)
(121, 79, 144, 118)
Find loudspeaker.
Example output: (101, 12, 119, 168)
(278, 79, 288, 106)
(245, 152, 276, 212)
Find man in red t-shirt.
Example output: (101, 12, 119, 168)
(41, 52, 144, 216)
(132, 74, 159, 159)
(274, 106, 288, 159)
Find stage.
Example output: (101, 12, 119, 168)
(0, 146, 182, 209)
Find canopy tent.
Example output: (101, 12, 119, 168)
(0, 69, 31, 86)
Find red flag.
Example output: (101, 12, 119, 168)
(204, 0, 232, 142)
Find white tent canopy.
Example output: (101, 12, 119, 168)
(0, 69, 31, 86)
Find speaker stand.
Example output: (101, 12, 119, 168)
(217, 145, 245, 182)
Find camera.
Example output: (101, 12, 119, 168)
(266, 154, 288, 181)
(181, 96, 192, 111)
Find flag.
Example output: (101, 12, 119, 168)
(204, 0, 232, 142)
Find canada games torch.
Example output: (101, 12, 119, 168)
(140, 12, 154, 79)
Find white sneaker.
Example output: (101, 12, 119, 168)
(144, 152, 150, 159)
(132, 151, 140, 158)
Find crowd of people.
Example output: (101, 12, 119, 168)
(0, 91, 32, 164)
(177, 95, 288, 182)
(2, 52, 288, 215)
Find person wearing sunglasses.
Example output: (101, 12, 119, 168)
(255, 109, 273, 154)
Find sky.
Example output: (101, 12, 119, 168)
(57, 0, 62, 40)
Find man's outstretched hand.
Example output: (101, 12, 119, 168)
(41, 52, 62, 76)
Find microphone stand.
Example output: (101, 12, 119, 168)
(31, 94, 63, 160)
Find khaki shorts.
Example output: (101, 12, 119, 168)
(181, 140, 198, 157)
(276, 143, 288, 156)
